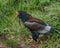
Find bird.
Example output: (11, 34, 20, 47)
(16, 11, 56, 41)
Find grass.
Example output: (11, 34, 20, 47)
(0, 0, 60, 48)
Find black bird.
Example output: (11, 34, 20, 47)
(16, 11, 55, 41)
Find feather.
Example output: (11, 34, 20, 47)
(24, 21, 45, 31)
(38, 25, 52, 34)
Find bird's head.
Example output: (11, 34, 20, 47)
(16, 11, 30, 22)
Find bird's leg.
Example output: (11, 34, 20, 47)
(28, 36, 33, 42)
(31, 31, 39, 41)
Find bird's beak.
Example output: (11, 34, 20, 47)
(16, 12, 19, 16)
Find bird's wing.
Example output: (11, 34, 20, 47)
(24, 20, 45, 30)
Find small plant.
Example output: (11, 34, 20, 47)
(25, 40, 30, 45)
(3, 38, 18, 47)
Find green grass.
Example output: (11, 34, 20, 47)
(0, 0, 60, 48)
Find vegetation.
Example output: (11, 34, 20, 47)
(0, 0, 60, 48)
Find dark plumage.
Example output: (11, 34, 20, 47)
(16, 11, 55, 41)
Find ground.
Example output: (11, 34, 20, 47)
(0, 34, 41, 48)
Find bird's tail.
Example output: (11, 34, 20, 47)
(50, 27, 55, 32)
(51, 27, 60, 34)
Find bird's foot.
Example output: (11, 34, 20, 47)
(28, 36, 34, 42)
